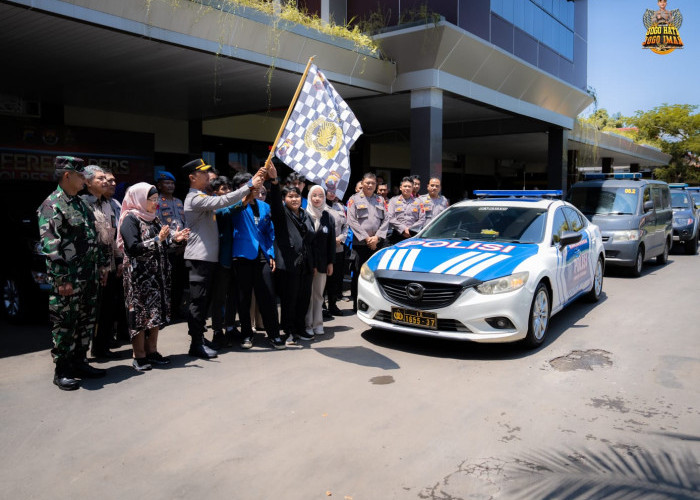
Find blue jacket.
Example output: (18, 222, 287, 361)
(230, 200, 275, 261)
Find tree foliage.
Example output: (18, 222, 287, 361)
(581, 108, 625, 131)
(626, 104, 700, 184)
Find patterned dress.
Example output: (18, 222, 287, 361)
(121, 214, 179, 337)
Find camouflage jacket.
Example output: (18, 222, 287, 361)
(37, 186, 106, 286)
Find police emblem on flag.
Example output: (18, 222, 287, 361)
(304, 117, 342, 160)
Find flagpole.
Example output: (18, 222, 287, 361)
(263, 55, 315, 169)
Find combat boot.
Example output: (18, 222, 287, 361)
(54, 359, 80, 391)
(71, 351, 107, 379)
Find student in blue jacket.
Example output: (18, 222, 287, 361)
(228, 172, 285, 350)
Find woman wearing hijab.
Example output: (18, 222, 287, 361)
(305, 184, 335, 336)
(118, 182, 190, 371)
(266, 165, 315, 344)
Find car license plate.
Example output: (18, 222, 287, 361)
(391, 307, 437, 329)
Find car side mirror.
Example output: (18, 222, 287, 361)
(558, 231, 583, 249)
(643, 200, 654, 212)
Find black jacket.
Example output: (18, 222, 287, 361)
(310, 210, 336, 272)
(269, 182, 315, 274)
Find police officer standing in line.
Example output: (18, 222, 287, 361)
(155, 171, 188, 319)
(183, 158, 264, 359)
(420, 177, 449, 228)
(387, 176, 426, 245)
(346, 172, 389, 312)
(38, 156, 109, 391)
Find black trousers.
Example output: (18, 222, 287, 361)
(350, 244, 375, 310)
(325, 250, 346, 306)
(168, 250, 188, 319)
(93, 270, 119, 354)
(276, 269, 312, 337)
(186, 259, 216, 342)
(210, 265, 238, 332)
(234, 258, 280, 339)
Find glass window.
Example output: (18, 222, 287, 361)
(563, 207, 585, 232)
(551, 208, 569, 244)
(202, 151, 216, 169)
(568, 186, 639, 216)
(420, 206, 548, 243)
(501, 0, 514, 22)
(491, 0, 503, 17)
(661, 187, 670, 209)
(514, 1, 525, 27)
(523, 1, 535, 35)
(652, 186, 663, 209)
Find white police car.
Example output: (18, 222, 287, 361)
(357, 190, 605, 347)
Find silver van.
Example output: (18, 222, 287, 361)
(568, 173, 673, 276)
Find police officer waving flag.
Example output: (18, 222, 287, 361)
(272, 59, 362, 199)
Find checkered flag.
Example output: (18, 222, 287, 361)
(274, 64, 362, 198)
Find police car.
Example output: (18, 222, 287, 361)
(357, 190, 605, 347)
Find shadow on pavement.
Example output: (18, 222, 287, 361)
(314, 345, 400, 370)
(0, 319, 52, 358)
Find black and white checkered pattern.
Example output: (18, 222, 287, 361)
(274, 64, 362, 198)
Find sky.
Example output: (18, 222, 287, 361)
(585, 0, 699, 118)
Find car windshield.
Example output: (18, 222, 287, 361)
(568, 186, 637, 215)
(420, 205, 547, 243)
(671, 192, 690, 209)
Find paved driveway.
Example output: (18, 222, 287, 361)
(1, 254, 699, 499)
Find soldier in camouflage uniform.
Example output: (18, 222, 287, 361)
(38, 156, 109, 390)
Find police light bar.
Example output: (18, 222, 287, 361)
(685, 187, 700, 191)
(473, 190, 562, 199)
(582, 172, 642, 180)
(668, 183, 689, 189)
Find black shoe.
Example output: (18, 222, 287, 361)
(210, 331, 227, 350)
(188, 343, 218, 359)
(328, 305, 343, 316)
(225, 328, 239, 347)
(54, 360, 80, 391)
(269, 337, 286, 350)
(91, 349, 120, 360)
(132, 357, 152, 371)
(322, 309, 333, 320)
(146, 351, 171, 365)
(240, 337, 253, 350)
(297, 332, 315, 341)
(71, 358, 107, 379)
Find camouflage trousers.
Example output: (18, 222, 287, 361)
(49, 278, 98, 362)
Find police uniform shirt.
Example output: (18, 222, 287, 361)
(327, 199, 349, 252)
(420, 194, 449, 222)
(184, 186, 250, 263)
(156, 195, 186, 229)
(387, 195, 426, 234)
(346, 192, 389, 243)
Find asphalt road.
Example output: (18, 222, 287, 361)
(1, 251, 699, 499)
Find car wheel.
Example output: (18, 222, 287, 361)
(656, 239, 669, 265)
(630, 247, 644, 277)
(1, 277, 27, 323)
(523, 282, 550, 349)
(685, 233, 698, 255)
(586, 257, 604, 303)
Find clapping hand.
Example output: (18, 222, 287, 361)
(158, 225, 170, 241)
(173, 226, 190, 243)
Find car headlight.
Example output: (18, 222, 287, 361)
(611, 229, 643, 242)
(674, 217, 693, 226)
(476, 271, 529, 295)
(360, 263, 375, 283)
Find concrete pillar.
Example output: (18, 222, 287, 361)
(547, 126, 568, 193)
(567, 149, 578, 189)
(601, 157, 613, 174)
(410, 88, 443, 187)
